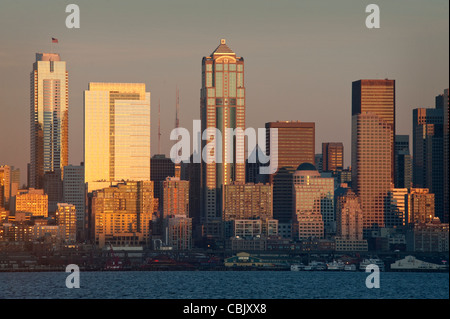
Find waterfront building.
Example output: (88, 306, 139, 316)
(163, 215, 192, 250)
(84, 83, 151, 192)
(406, 218, 449, 252)
(30, 53, 68, 189)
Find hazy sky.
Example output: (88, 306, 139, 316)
(0, 0, 448, 185)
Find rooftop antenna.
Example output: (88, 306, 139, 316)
(158, 98, 161, 155)
(174, 86, 181, 177)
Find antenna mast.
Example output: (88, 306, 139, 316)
(158, 99, 161, 154)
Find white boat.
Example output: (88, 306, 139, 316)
(304, 261, 326, 271)
(390, 255, 448, 272)
(344, 264, 357, 271)
(359, 258, 385, 271)
(290, 264, 305, 271)
(327, 260, 345, 271)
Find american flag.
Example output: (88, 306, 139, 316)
(52, 38, 58, 43)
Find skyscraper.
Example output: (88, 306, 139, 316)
(265, 121, 315, 223)
(322, 142, 344, 172)
(442, 89, 449, 223)
(412, 107, 444, 222)
(0, 165, 10, 209)
(200, 39, 245, 238)
(30, 53, 69, 189)
(84, 83, 151, 192)
(352, 79, 395, 234)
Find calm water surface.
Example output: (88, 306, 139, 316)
(0, 271, 448, 299)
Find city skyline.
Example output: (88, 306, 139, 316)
(0, 1, 449, 185)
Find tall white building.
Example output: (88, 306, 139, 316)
(30, 53, 69, 189)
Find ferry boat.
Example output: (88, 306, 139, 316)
(390, 255, 449, 272)
(359, 258, 385, 272)
(304, 261, 326, 271)
(327, 260, 345, 271)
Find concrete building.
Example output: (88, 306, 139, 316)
(164, 215, 192, 250)
(63, 164, 86, 239)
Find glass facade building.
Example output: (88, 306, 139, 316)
(30, 53, 68, 189)
(84, 83, 151, 192)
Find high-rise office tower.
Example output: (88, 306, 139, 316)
(352, 79, 395, 234)
(200, 39, 245, 238)
(265, 121, 315, 223)
(322, 142, 344, 172)
(292, 163, 334, 239)
(412, 107, 444, 222)
(30, 53, 68, 189)
(63, 164, 86, 239)
(442, 89, 449, 223)
(394, 135, 412, 188)
(0, 165, 11, 209)
(84, 83, 151, 192)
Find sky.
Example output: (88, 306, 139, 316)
(0, 0, 448, 185)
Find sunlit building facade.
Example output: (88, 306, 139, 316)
(352, 79, 395, 235)
(200, 39, 246, 239)
(14, 188, 48, 218)
(0, 165, 10, 209)
(405, 188, 435, 225)
(56, 203, 77, 243)
(84, 83, 151, 192)
(92, 181, 155, 248)
(161, 176, 189, 218)
(322, 142, 344, 172)
(30, 53, 68, 189)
